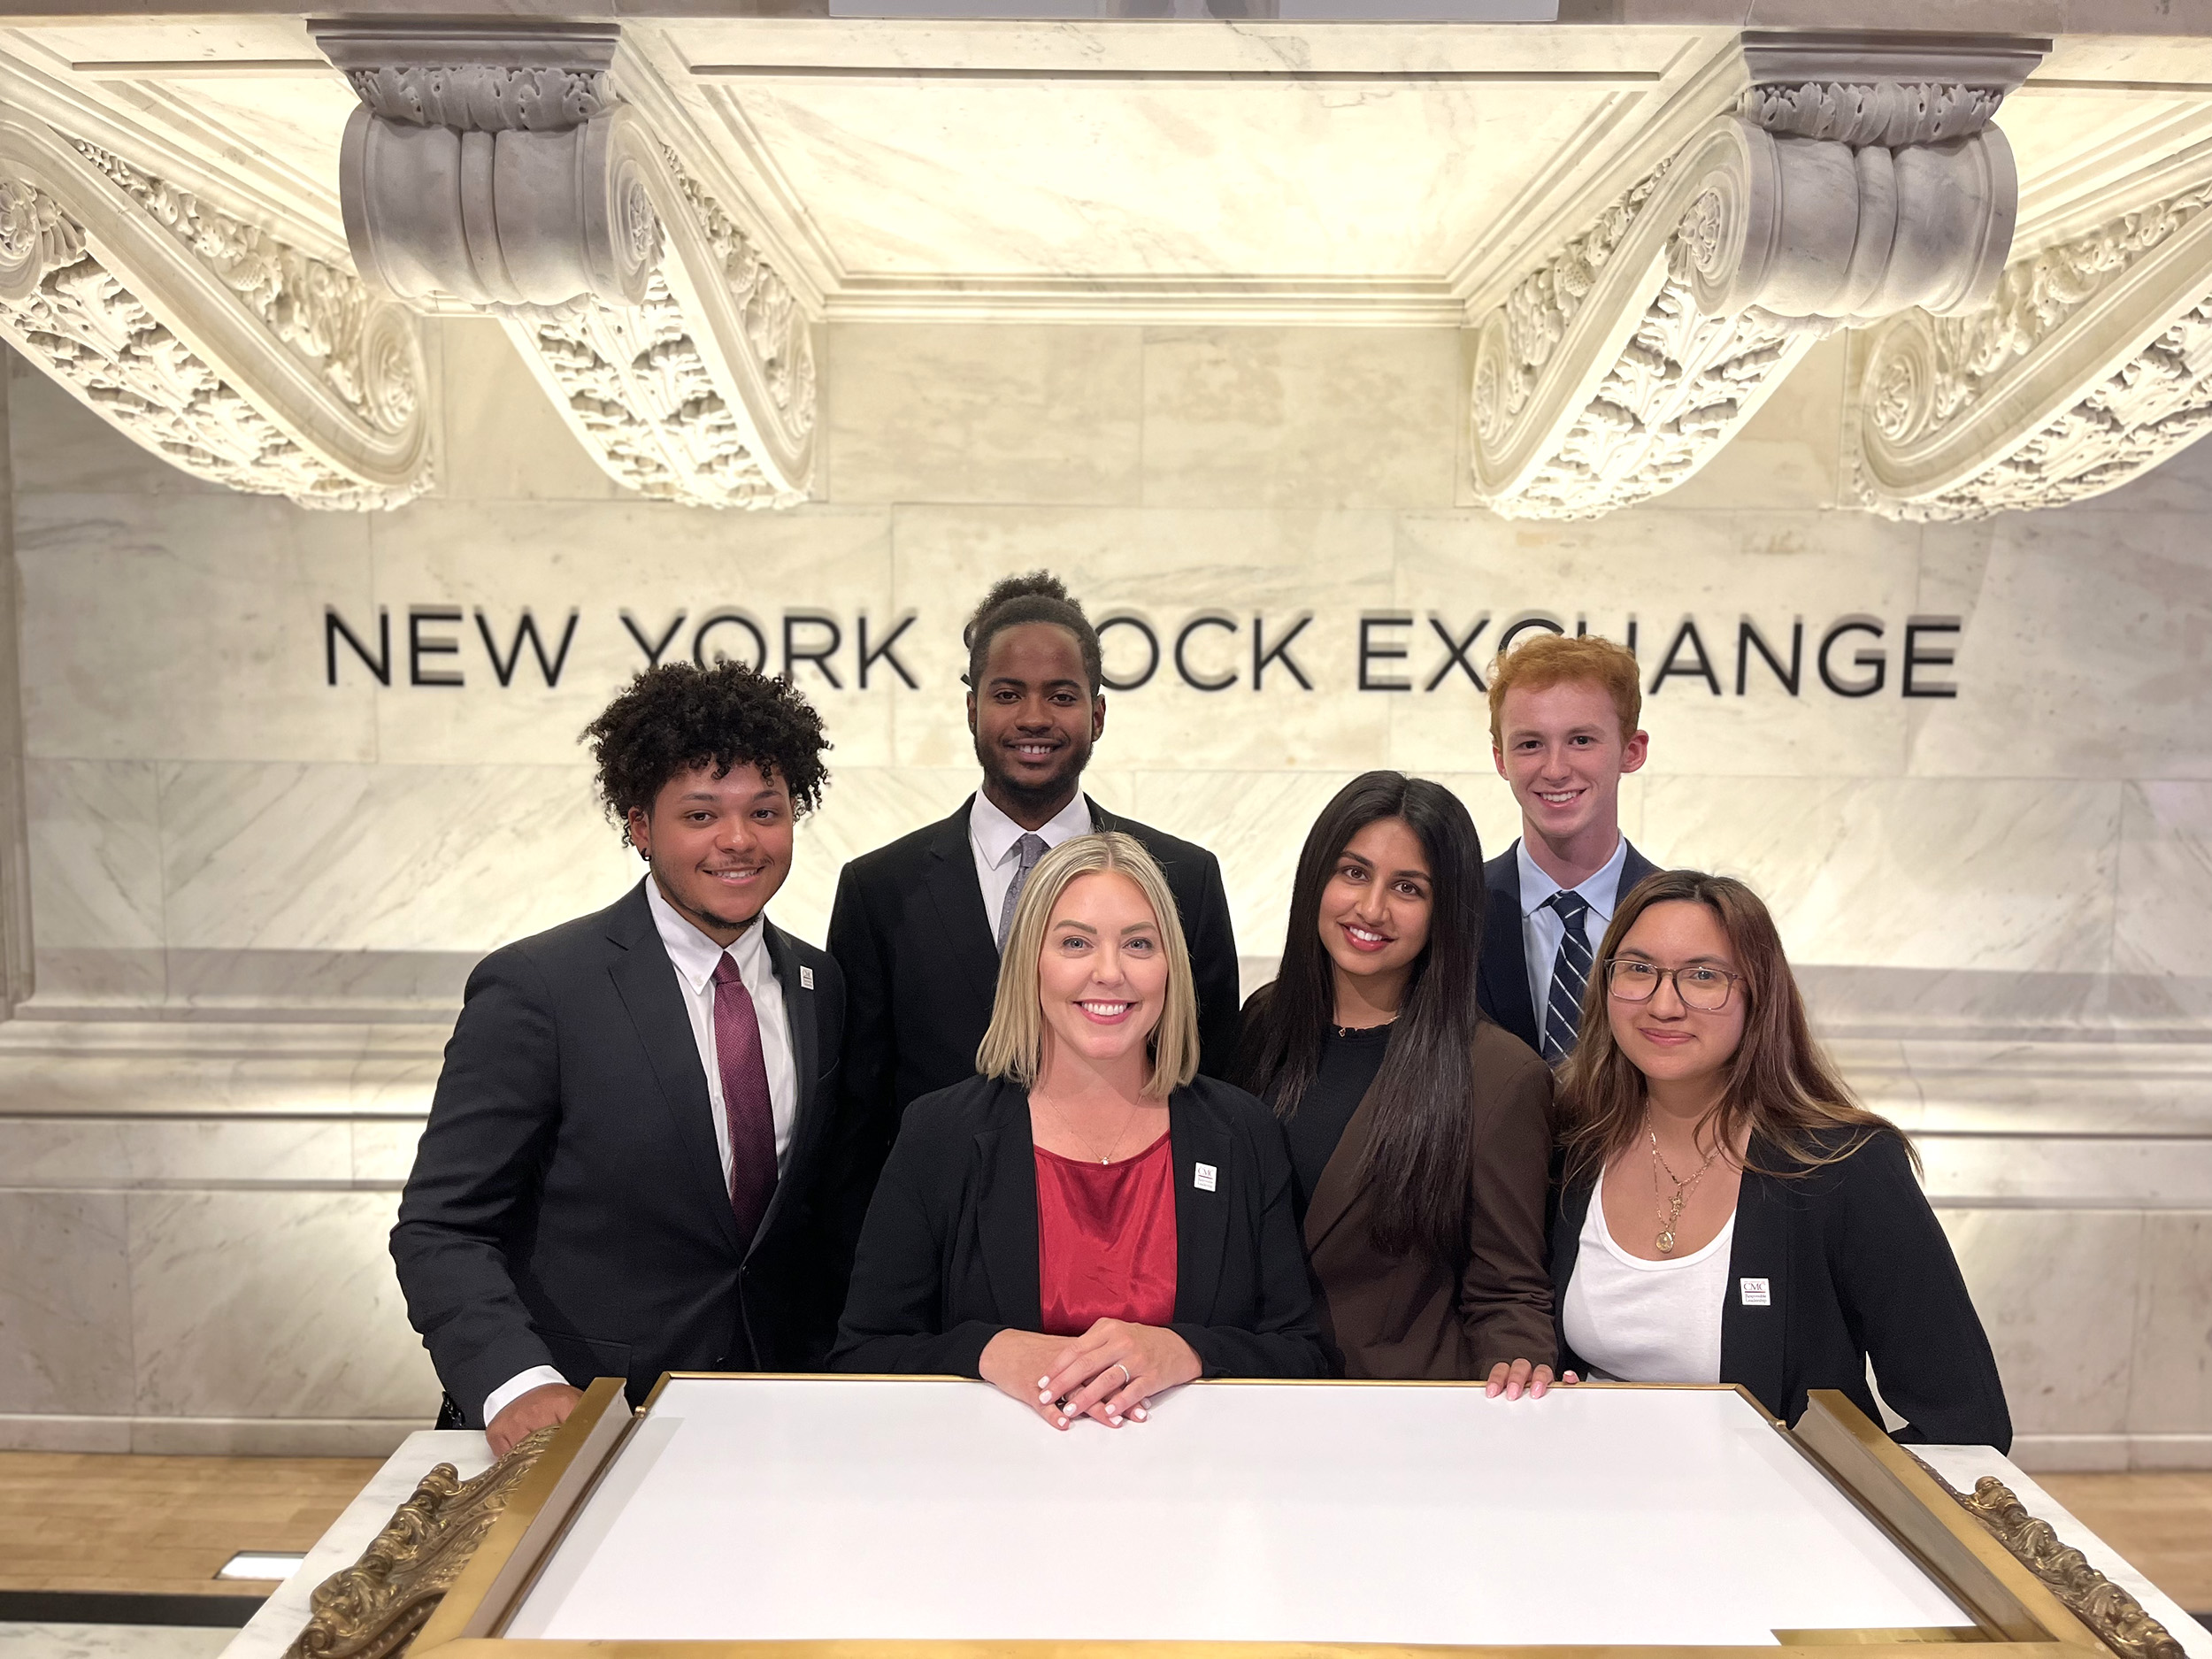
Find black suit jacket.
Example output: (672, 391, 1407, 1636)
(826, 795, 1241, 1180)
(391, 880, 851, 1423)
(1551, 1132, 2012, 1449)
(831, 1073, 1325, 1380)
(1476, 836, 1661, 1055)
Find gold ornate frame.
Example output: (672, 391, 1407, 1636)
(288, 1376, 2184, 1659)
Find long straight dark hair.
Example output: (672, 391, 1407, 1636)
(1234, 771, 1486, 1259)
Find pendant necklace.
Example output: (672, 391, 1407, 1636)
(1051, 1097, 1145, 1165)
(1646, 1112, 1721, 1255)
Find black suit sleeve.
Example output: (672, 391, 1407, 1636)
(829, 1125, 1007, 1377)
(1831, 1135, 2013, 1451)
(389, 947, 564, 1425)
(1171, 1115, 1327, 1379)
(826, 861, 899, 1234)
(1184, 852, 1242, 1082)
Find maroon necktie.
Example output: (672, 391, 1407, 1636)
(712, 954, 778, 1248)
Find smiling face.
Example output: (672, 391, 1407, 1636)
(969, 622, 1104, 824)
(625, 761, 793, 946)
(1317, 816, 1433, 1008)
(1035, 869, 1168, 1074)
(1494, 678, 1648, 859)
(1604, 899, 1747, 1091)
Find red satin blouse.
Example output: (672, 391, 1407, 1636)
(1033, 1133, 1179, 1337)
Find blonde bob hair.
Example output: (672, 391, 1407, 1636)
(975, 831, 1200, 1100)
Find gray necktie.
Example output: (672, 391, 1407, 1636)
(995, 833, 1048, 954)
(1541, 889, 1594, 1064)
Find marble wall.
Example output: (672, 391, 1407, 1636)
(1, 318, 2207, 1463)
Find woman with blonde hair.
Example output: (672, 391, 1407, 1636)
(833, 832, 1324, 1426)
(1549, 869, 2010, 1448)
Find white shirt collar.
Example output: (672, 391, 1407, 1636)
(969, 789, 1094, 869)
(1517, 833, 1632, 923)
(642, 872, 772, 994)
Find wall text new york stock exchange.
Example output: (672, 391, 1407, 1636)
(321, 605, 1963, 701)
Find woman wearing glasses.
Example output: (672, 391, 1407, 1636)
(1550, 868, 2010, 1448)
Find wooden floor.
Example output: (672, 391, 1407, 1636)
(2044, 1471, 2212, 1613)
(0, 1452, 2206, 1616)
(0, 1452, 381, 1596)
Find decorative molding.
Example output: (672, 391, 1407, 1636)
(283, 1426, 557, 1659)
(1738, 81, 2001, 145)
(0, 113, 430, 511)
(1469, 104, 2017, 518)
(1923, 1467, 2188, 1659)
(317, 21, 816, 503)
(1849, 180, 2212, 519)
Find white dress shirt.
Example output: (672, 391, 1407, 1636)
(483, 876, 801, 1427)
(969, 790, 1094, 931)
(1517, 833, 1632, 1026)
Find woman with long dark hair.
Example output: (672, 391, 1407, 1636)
(1550, 868, 2009, 1446)
(1236, 771, 1555, 1391)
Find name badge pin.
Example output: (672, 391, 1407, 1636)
(798, 965, 815, 990)
(1194, 1163, 1217, 1192)
(1740, 1277, 1770, 1307)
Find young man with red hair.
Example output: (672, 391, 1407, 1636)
(1478, 634, 1657, 1063)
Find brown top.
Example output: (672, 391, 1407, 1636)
(1295, 1015, 1557, 1379)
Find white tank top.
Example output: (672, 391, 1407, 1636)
(1560, 1178, 1736, 1385)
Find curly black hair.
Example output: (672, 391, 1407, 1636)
(964, 571, 1103, 696)
(581, 662, 830, 844)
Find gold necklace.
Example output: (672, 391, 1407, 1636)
(1048, 1097, 1146, 1165)
(1646, 1114, 1721, 1254)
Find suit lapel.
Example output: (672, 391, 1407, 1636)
(974, 1079, 1042, 1326)
(1171, 1092, 1233, 1326)
(1721, 1143, 1787, 1418)
(923, 800, 1002, 1015)
(753, 922, 822, 1248)
(1302, 1080, 1379, 1253)
(1481, 846, 1540, 1048)
(1620, 838, 1661, 895)
(605, 885, 743, 1257)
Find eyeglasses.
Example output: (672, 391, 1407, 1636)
(1604, 958, 1743, 1011)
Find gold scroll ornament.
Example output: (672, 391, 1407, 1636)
(1926, 1466, 2188, 1659)
(284, 1425, 560, 1659)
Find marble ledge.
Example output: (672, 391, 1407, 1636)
(221, 1429, 494, 1659)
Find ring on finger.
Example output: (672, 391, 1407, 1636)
(1116, 1363, 1132, 1387)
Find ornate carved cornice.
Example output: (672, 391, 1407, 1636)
(1924, 1466, 2187, 1659)
(0, 114, 431, 511)
(1470, 33, 2044, 521)
(285, 1426, 557, 1659)
(315, 20, 816, 505)
(1848, 180, 2212, 519)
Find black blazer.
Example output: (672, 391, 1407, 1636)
(391, 879, 852, 1423)
(1476, 836, 1661, 1055)
(1551, 1131, 2012, 1449)
(826, 795, 1241, 1180)
(831, 1073, 1325, 1380)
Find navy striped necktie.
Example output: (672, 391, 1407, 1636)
(1541, 889, 1594, 1064)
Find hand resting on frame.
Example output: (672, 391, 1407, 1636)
(1484, 1360, 1578, 1399)
(979, 1318, 1203, 1431)
(486, 1381, 583, 1456)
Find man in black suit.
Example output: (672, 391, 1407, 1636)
(827, 572, 1240, 1182)
(1477, 634, 1659, 1061)
(391, 664, 848, 1454)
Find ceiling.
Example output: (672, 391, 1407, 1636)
(6, 13, 2212, 326)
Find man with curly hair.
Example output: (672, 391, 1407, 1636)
(828, 572, 1240, 1187)
(392, 663, 849, 1454)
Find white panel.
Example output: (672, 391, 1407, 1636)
(511, 1378, 1968, 1644)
